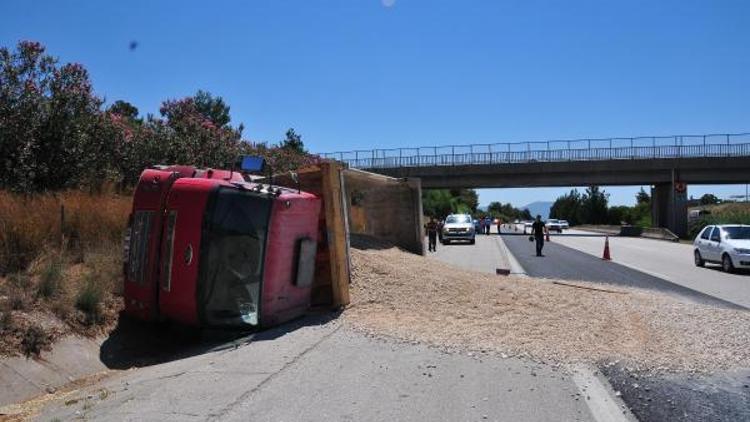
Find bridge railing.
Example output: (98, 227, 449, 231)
(321, 133, 750, 169)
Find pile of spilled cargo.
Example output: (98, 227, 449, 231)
(346, 239, 750, 373)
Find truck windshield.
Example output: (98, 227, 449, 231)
(199, 187, 272, 327)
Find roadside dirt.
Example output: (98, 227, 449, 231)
(346, 241, 750, 373)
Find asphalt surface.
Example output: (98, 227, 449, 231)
(430, 227, 750, 422)
(34, 317, 598, 422)
(498, 229, 743, 310)
(26, 230, 750, 422)
(553, 229, 750, 309)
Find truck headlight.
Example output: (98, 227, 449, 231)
(734, 248, 750, 254)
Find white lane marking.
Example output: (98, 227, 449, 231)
(571, 365, 635, 422)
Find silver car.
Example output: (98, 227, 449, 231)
(441, 214, 476, 244)
(694, 224, 750, 273)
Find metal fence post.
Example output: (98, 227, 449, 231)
(630, 137, 634, 159)
(727, 134, 731, 157)
(507, 143, 511, 163)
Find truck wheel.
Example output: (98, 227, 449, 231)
(694, 250, 705, 267)
(722, 254, 735, 273)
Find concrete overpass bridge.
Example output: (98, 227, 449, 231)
(322, 133, 750, 237)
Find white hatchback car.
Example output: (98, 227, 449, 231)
(693, 224, 750, 273)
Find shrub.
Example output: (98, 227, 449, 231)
(688, 207, 750, 239)
(75, 276, 103, 324)
(0, 310, 12, 331)
(8, 271, 32, 289)
(9, 289, 30, 311)
(37, 257, 63, 299)
(21, 325, 51, 357)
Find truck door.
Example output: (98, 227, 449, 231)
(123, 169, 185, 321)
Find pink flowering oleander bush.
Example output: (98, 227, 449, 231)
(0, 40, 320, 193)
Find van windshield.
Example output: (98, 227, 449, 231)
(446, 215, 471, 224)
(198, 187, 272, 327)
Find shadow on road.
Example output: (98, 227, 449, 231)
(99, 310, 340, 370)
(700, 263, 750, 276)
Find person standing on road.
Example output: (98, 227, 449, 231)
(531, 214, 546, 257)
(425, 217, 439, 253)
(484, 216, 492, 234)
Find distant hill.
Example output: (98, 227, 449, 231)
(522, 201, 553, 220)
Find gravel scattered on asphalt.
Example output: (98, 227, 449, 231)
(345, 241, 750, 373)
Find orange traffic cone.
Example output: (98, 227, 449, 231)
(545, 230, 550, 242)
(602, 236, 611, 261)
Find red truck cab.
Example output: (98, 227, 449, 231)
(123, 164, 321, 329)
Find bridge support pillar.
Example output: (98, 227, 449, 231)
(651, 181, 688, 238)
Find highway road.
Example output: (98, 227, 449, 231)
(429, 227, 750, 422)
(26, 230, 750, 422)
(553, 229, 750, 309)
(33, 316, 604, 422)
(498, 229, 743, 309)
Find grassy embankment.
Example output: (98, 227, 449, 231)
(688, 202, 750, 238)
(0, 191, 130, 357)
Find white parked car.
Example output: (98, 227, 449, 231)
(546, 219, 564, 233)
(693, 224, 750, 273)
(441, 214, 476, 245)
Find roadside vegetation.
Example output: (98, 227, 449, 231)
(0, 40, 317, 357)
(550, 186, 651, 227)
(422, 188, 479, 216)
(0, 190, 129, 356)
(688, 201, 750, 239)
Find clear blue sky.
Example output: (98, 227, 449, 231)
(3, 0, 749, 207)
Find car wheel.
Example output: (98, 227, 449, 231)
(722, 254, 735, 273)
(694, 250, 705, 267)
(469, 238, 475, 245)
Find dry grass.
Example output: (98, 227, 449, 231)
(0, 190, 131, 275)
(0, 191, 129, 356)
(346, 244, 750, 373)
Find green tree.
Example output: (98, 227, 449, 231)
(194, 89, 232, 128)
(422, 189, 479, 217)
(107, 100, 140, 121)
(636, 187, 650, 205)
(607, 206, 632, 225)
(581, 186, 609, 224)
(549, 189, 583, 225)
(700, 193, 720, 205)
(281, 128, 305, 153)
(487, 201, 531, 222)
(450, 189, 478, 213)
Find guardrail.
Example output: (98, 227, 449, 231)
(321, 133, 750, 169)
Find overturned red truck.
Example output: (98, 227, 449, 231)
(122, 157, 322, 329)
